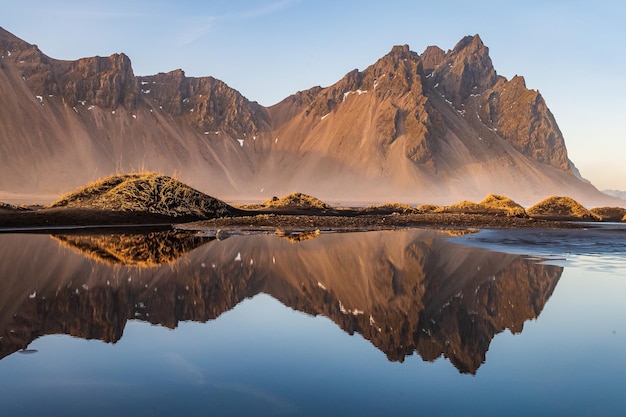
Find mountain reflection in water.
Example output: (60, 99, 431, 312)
(0, 229, 562, 374)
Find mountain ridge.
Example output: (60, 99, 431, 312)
(0, 27, 617, 206)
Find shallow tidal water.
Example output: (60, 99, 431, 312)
(0, 226, 624, 416)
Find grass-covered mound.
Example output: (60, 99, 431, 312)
(435, 194, 526, 217)
(590, 207, 626, 222)
(478, 194, 527, 217)
(261, 192, 332, 210)
(526, 196, 600, 221)
(364, 202, 420, 214)
(49, 172, 237, 219)
(437, 200, 482, 213)
(417, 204, 439, 213)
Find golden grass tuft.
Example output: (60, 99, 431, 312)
(262, 192, 332, 210)
(590, 207, 626, 222)
(526, 196, 600, 220)
(49, 172, 236, 219)
(365, 202, 420, 214)
(417, 204, 440, 213)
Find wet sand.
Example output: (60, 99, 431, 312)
(0, 208, 177, 232)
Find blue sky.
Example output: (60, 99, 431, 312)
(3, 0, 625, 190)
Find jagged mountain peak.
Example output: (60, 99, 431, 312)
(451, 34, 487, 54)
(386, 44, 418, 60)
(430, 34, 498, 106)
(375, 44, 421, 68)
(421, 45, 446, 72)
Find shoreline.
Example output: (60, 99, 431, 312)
(0, 207, 593, 234)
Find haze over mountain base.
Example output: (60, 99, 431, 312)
(0, 27, 617, 207)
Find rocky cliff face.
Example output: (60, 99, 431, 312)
(430, 35, 498, 108)
(137, 70, 271, 139)
(0, 230, 562, 374)
(1, 28, 137, 110)
(0, 27, 613, 205)
(477, 75, 569, 169)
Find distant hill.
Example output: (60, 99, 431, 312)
(0, 27, 618, 206)
(602, 190, 626, 201)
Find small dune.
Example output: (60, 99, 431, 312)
(526, 196, 600, 221)
(49, 172, 237, 219)
(262, 192, 332, 210)
(437, 200, 482, 213)
(365, 202, 420, 214)
(590, 207, 626, 222)
(435, 194, 526, 217)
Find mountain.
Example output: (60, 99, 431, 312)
(0, 229, 562, 374)
(0, 27, 616, 206)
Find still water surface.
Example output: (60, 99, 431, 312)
(0, 226, 624, 416)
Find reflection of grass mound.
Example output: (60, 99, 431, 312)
(365, 203, 420, 214)
(435, 195, 526, 217)
(262, 192, 332, 210)
(527, 196, 599, 220)
(53, 230, 211, 266)
(590, 207, 626, 222)
(49, 172, 236, 219)
(275, 229, 321, 242)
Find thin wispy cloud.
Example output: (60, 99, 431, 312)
(173, 17, 217, 47)
(237, 0, 298, 19)
(174, 0, 297, 46)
